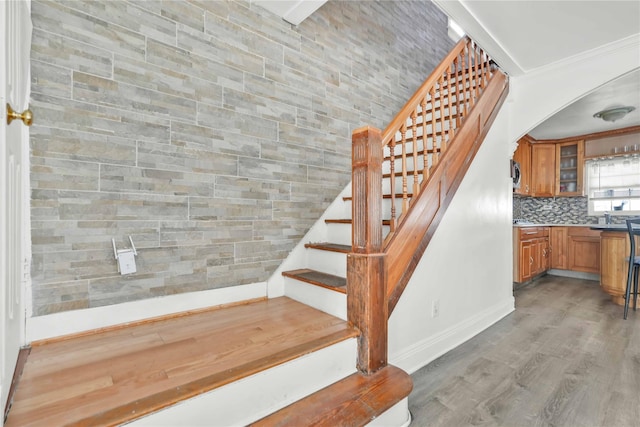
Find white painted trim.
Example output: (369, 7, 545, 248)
(127, 338, 357, 426)
(252, 0, 327, 26)
(366, 398, 411, 427)
(390, 298, 515, 375)
(26, 282, 267, 343)
(433, 0, 525, 76)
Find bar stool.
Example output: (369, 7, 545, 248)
(624, 218, 640, 319)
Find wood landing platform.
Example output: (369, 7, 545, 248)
(4, 297, 359, 427)
(252, 365, 412, 427)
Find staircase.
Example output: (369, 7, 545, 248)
(5, 37, 508, 427)
(279, 36, 508, 370)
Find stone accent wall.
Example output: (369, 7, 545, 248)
(513, 195, 633, 224)
(29, 0, 454, 315)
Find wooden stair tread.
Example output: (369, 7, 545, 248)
(251, 365, 413, 427)
(282, 269, 347, 293)
(304, 242, 352, 253)
(325, 218, 392, 226)
(4, 297, 358, 426)
(343, 193, 413, 201)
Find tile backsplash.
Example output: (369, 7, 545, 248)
(513, 195, 634, 224)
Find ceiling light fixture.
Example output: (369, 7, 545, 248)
(593, 106, 635, 122)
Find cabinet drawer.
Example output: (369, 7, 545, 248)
(567, 226, 600, 239)
(517, 227, 549, 239)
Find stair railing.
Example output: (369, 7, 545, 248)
(349, 36, 509, 374)
(381, 36, 494, 235)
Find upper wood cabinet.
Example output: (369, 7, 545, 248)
(515, 137, 585, 198)
(531, 143, 556, 197)
(513, 137, 531, 195)
(555, 140, 584, 196)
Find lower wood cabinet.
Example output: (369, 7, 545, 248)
(515, 226, 600, 283)
(514, 227, 549, 283)
(549, 226, 600, 274)
(567, 227, 600, 274)
(600, 231, 628, 306)
(550, 227, 568, 269)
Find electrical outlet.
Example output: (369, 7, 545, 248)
(432, 300, 440, 318)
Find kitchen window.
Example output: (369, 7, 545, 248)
(586, 156, 640, 215)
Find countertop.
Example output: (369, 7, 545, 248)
(512, 223, 597, 228)
(512, 223, 628, 231)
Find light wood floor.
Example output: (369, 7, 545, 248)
(409, 275, 640, 427)
(5, 297, 358, 427)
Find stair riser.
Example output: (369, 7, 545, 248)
(324, 222, 391, 246)
(127, 339, 358, 426)
(306, 249, 347, 277)
(284, 276, 347, 320)
(325, 223, 353, 246)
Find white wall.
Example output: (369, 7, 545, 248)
(388, 34, 640, 374)
(389, 97, 515, 373)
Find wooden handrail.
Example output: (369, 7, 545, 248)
(381, 36, 470, 144)
(376, 36, 495, 236)
(349, 36, 508, 373)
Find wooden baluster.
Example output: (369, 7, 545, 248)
(474, 44, 480, 99)
(447, 62, 454, 141)
(411, 111, 419, 197)
(466, 41, 473, 110)
(458, 51, 466, 123)
(479, 49, 486, 90)
(438, 75, 446, 154)
(400, 123, 409, 216)
(421, 98, 429, 182)
(430, 85, 437, 167)
(349, 126, 387, 374)
(454, 57, 461, 129)
(389, 136, 396, 232)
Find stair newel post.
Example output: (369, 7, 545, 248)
(348, 126, 387, 374)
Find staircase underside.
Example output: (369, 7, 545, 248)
(4, 298, 358, 426)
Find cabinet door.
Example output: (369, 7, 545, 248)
(513, 137, 531, 195)
(556, 140, 584, 196)
(531, 144, 556, 197)
(534, 238, 550, 274)
(550, 227, 568, 269)
(568, 233, 600, 274)
(520, 241, 533, 281)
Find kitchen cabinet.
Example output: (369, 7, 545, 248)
(513, 136, 531, 195)
(567, 227, 600, 274)
(548, 226, 600, 274)
(555, 140, 584, 196)
(600, 230, 636, 306)
(514, 227, 549, 283)
(531, 143, 556, 197)
(550, 227, 568, 269)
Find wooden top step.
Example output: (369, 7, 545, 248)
(343, 193, 413, 201)
(283, 269, 347, 294)
(304, 242, 351, 253)
(4, 297, 358, 427)
(325, 218, 392, 226)
(251, 365, 413, 427)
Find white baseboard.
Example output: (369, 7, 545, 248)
(26, 282, 267, 343)
(390, 297, 515, 375)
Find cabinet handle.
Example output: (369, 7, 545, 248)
(530, 256, 534, 265)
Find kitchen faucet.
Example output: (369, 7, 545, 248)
(604, 212, 612, 224)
